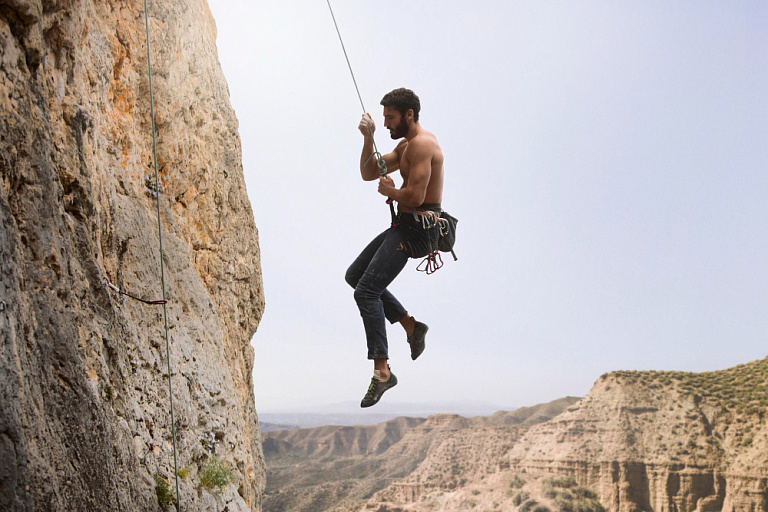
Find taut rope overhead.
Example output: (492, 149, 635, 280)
(326, 0, 388, 177)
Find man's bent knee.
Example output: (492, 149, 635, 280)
(353, 284, 375, 305)
(345, 267, 359, 288)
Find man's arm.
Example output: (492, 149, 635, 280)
(378, 138, 432, 207)
(359, 114, 400, 181)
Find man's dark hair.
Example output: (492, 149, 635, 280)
(380, 88, 420, 122)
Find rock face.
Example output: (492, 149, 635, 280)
(0, 0, 265, 510)
(509, 357, 768, 511)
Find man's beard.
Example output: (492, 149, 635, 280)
(389, 117, 408, 139)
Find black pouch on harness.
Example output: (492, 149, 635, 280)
(395, 213, 434, 259)
(437, 211, 458, 256)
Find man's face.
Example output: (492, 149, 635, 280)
(383, 106, 409, 139)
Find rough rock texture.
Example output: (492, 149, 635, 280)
(509, 357, 768, 511)
(0, 0, 265, 510)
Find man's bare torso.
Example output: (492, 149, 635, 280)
(394, 130, 444, 212)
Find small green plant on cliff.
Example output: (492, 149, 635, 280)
(543, 476, 578, 488)
(104, 384, 114, 400)
(201, 431, 217, 454)
(145, 175, 165, 198)
(511, 490, 529, 503)
(554, 488, 604, 512)
(572, 486, 598, 500)
(540, 476, 604, 512)
(153, 472, 176, 510)
(199, 456, 233, 491)
(509, 473, 526, 489)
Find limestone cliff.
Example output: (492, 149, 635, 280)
(509, 357, 768, 511)
(0, 0, 265, 510)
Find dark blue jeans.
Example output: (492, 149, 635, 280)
(345, 226, 410, 360)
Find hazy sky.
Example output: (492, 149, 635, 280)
(205, 0, 768, 413)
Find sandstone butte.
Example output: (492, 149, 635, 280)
(1, 0, 265, 511)
(507, 360, 768, 512)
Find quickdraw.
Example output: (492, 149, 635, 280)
(413, 210, 450, 275)
(417, 210, 450, 235)
(417, 250, 443, 275)
(106, 278, 167, 305)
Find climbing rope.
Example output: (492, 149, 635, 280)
(325, 0, 387, 177)
(142, 1, 181, 509)
(326, 2, 457, 273)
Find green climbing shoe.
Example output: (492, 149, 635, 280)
(360, 371, 398, 408)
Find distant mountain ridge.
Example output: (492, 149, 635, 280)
(259, 399, 514, 431)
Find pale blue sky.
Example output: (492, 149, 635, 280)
(206, 0, 768, 412)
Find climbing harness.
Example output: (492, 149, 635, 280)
(326, 0, 387, 177)
(390, 202, 458, 275)
(106, 279, 167, 305)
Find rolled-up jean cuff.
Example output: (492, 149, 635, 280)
(387, 311, 407, 324)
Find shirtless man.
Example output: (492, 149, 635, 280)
(344, 88, 445, 408)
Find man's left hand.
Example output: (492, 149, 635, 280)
(378, 176, 396, 199)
